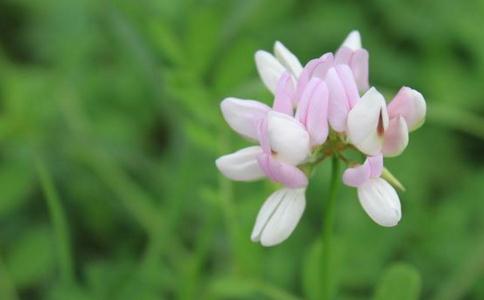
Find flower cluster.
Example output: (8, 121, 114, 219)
(216, 31, 426, 246)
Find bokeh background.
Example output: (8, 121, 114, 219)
(0, 0, 484, 299)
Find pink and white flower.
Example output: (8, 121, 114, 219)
(342, 155, 401, 227)
(216, 30, 426, 246)
(216, 72, 330, 246)
(346, 87, 426, 156)
(216, 72, 329, 188)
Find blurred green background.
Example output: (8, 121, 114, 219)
(0, 0, 483, 299)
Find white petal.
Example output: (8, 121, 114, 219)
(341, 30, 362, 51)
(274, 41, 303, 78)
(382, 117, 409, 157)
(216, 146, 265, 181)
(251, 188, 306, 246)
(255, 50, 286, 94)
(267, 111, 310, 165)
(347, 87, 389, 156)
(357, 178, 401, 227)
(220, 97, 270, 140)
(251, 189, 285, 242)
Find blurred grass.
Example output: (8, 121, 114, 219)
(0, 0, 483, 299)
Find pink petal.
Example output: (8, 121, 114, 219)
(367, 154, 383, 178)
(342, 160, 371, 188)
(221, 98, 270, 140)
(382, 116, 409, 157)
(335, 47, 352, 65)
(296, 53, 334, 101)
(313, 53, 335, 78)
(350, 49, 369, 93)
(305, 81, 329, 145)
(257, 153, 308, 188)
(295, 78, 319, 125)
(335, 64, 359, 108)
(256, 116, 271, 154)
(387, 87, 426, 131)
(325, 67, 350, 132)
(273, 72, 295, 115)
(295, 78, 329, 145)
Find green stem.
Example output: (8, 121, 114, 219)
(321, 156, 340, 300)
(35, 158, 74, 284)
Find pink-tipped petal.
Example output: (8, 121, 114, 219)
(342, 161, 371, 188)
(313, 53, 335, 78)
(274, 41, 303, 78)
(347, 87, 389, 156)
(325, 67, 351, 132)
(221, 98, 270, 140)
(388, 87, 427, 131)
(273, 72, 295, 116)
(335, 64, 360, 108)
(296, 54, 334, 101)
(305, 81, 329, 145)
(382, 116, 409, 157)
(295, 78, 320, 124)
(255, 50, 286, 94)
(334, 46, 352, 65)
(367, 154, 383, 178)
(257, 154, 308, 188)
(350, 49, 369, 93)
(295, 78, 329, 145)
(257, 116, 271, 154)
(216, 146, 266, 181)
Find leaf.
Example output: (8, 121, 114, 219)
(374, 263, 422, 300)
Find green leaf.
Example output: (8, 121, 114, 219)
(374, 263, 422, 300)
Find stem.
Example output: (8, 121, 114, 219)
(321, 156, 340, 300)
(35, 158, 74, 284)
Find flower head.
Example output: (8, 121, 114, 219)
(216, 31, 426, 246)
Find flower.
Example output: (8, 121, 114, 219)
(346, 87, 426, 156)
(216, 30, 426, 246)
(216, 71, 330, 246)
(342, 155, 401, 227)
(216, 72, 329, 189)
